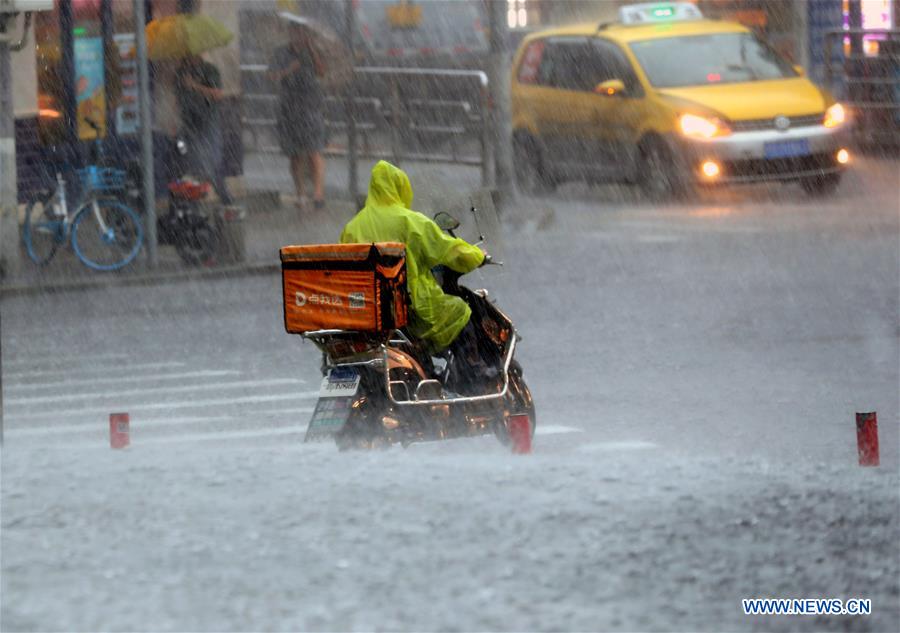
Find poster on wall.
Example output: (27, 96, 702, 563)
(74, 36, 107, 140)
(114, 33, 140, 136)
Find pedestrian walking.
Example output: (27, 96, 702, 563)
(269, 21, 327, 210)
(176, 53, 234, 206)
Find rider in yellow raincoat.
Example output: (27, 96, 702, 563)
(340, 161, 484, 352)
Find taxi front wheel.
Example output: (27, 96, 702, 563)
(639, 139, 692, 201)
(800, 173, 842, 197)
(514, 136, 555, 195)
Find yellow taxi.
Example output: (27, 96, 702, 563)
(510, 2, 850, 198)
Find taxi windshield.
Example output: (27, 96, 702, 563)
(629, 32, 798, 88)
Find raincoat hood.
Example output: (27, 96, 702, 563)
(366, 160, 414, 209)
(340, 161, 484, 352)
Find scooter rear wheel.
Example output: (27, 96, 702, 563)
(174, 213, 218, 266)
(494, 362, 536, 448)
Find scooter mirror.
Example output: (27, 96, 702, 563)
(433, 211, 461, 231)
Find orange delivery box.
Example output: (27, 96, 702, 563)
(280, 243, 408, 334)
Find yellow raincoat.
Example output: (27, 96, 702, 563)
(340, 161, 484, 351)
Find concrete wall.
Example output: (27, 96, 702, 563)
(198, 0, 241, 95)
(10, 14, 38, 118)
(540, 0, 621, 27)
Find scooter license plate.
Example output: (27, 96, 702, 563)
(304, 368, 360, 442)
(319, 367, 360, 398)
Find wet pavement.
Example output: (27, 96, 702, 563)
(1, 152, 898, 631)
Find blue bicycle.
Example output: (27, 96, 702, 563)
(23, 119, 143, 271)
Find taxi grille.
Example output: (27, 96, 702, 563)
(721, 152, 838, 179)
(730, 114, 823, 132)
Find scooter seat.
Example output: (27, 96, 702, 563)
(168, 179, 210, 201)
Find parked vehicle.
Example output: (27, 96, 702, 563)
(280, 211, 534, 451)
(128, 136, 219, 266)
(511, 2, 852, 198)
(22, 118, 143, 272)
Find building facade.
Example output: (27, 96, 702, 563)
(12, 0, 242, 202)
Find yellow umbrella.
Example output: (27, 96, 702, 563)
(146, 14, 233, 61)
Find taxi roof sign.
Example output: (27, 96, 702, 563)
(619, 2, 703, 24)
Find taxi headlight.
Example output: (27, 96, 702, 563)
(679, 113, 731, 139)
(823, 103, 846, 128)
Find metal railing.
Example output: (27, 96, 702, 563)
(823, 29, 900, 145)
(241, 65, 491, 185)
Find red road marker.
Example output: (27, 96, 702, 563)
(508, 414, 532, 454)
(856, 412, 879, 467)
(109, 413, 130, 449)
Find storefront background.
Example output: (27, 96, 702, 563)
(16, 0, 242, 203)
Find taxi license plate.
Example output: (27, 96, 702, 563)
(764, 139, 810, 159)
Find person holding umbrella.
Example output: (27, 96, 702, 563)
(146, 13, 235, 207)
(176, 53, 234, 207)
(268, 17, 327, 211)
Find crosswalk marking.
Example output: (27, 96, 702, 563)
(578, 440, 658, 452)
(5, 378, 307, 406)
(138, 424, 311, 444)
(48, 424, 314, 449)
(2, 351, 132, 368)
(535, 425, 582, 436)
(5, 415, 238, 437)
(5, 408, 317, 438)
(7, 391, 321, 423)
(5, 361, 187, 381)
(6, 370, 244, 393)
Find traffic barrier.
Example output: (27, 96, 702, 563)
(856, 412, 879, 466)
(508, 414, 532, 454)
(109, 413, 130, 449)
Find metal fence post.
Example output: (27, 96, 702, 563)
(486, 0, 516, 204)
(0, 32, 16, 287)
(344, 0, 358, 204)
(480, 84, 490, 187)
(133, 0, 157, 267)
(390, 76, 401, 167)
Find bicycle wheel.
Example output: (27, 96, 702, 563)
(71, 198, 143, 271)
(23, 194, 64, 265)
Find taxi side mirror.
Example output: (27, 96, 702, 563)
(793, 64, 805, 76)
(594, 79, 626, 97)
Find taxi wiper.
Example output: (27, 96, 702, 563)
(726, 64, 758, 80)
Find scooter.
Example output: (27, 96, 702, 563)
(282, 210, 535, 451)
(157, 137, 219, 266)
(127, 137, 218, 266)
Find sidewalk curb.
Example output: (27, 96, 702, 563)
(0, 261, 281, 298)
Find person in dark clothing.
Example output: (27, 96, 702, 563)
(268, 23, 326, 210)
(177, 54, 233, 205)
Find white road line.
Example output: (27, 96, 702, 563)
(2, 351, 132, 368)
(49, 425, 313, 448)
(5, 361, 186, 380)
(635, 235, 682, 244)
(616, 219, 765, 235)
(243, 406, 319, 416)
(5, 408, 316, 437)
(140, 425, 310, 444)
(578, 440, 658, 452)
(6, 415, 236, 437)
(6, 378, 307, 406)
(5, 370, 245, 393)
(6, 392, 321, 422)
(534, 425, 583, 436)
